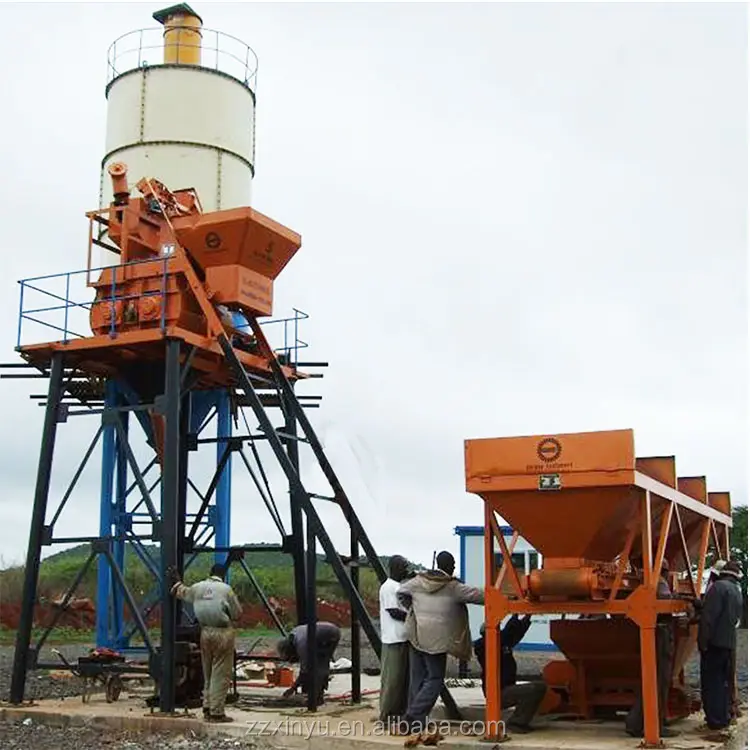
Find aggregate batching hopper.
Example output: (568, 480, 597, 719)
(464, 429, 733, 747)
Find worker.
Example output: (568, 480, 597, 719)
(378, 555, 411, 726)
(625, 559, 677, 738)
(473, 616, 547, 733)
(696, 559, 740, 722)
(706, 560, 727, 593)
(276, 621, 341, 706)
(698, 560, 743, 731)
(169, 563, 242, 723)
(396, 550, 484, 740)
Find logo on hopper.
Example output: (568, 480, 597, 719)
(537, 438, 562, 463)
(205, 232, 222, 249)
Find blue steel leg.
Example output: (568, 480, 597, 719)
(113, 405, 128, 649)
(214, 311, 244, 570)
(96, 380, 118, 648)
(215, 392, 232, 568)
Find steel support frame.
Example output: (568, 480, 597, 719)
(481, 490, 732, 747)
(9, 343, 306, 709)
(10, 353, 65, 704)
(219, 325, 462, 719)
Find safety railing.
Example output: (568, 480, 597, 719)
(16, 258, 171, 349)
(254, 309, 310, 367)
(16, 262, 309, 364)
(107, 27, 259, 91)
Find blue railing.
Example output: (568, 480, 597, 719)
(16, 260, 309, 363)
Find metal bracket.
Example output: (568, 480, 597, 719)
(102, 409, 121, 426)
(56, 403, 69, 423)
(227, 548, 245, 564)
(151, 520, 163, 541)
(41, 526, 53, 546)
(91, 539, 110, 555)
(228, 436, 244, 451)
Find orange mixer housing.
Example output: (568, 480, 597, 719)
(89, 162, 301, 338)
(18, 162, 306, 396)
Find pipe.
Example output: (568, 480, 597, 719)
(528, 568, 598, 599)
(108, 162, 130, 205)
(153, 4, 203, 66)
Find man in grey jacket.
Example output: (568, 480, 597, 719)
(397, 551, 484, 736)
(699, 560, 743, 730)
(170, 563, 242, 722)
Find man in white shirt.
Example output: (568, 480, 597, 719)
(379, 555, 410, 725)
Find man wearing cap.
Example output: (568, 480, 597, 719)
(706, 560, 727, 593)
(699, 559, 744, 730)
(397, 550, 484, 740)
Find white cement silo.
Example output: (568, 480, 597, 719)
(99, 4, 257, 263)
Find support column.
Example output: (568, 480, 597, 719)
(350, 522, 361, 702)
(96, 380, 117, 648)
(10, 354, 65, 704)
(283, 387, 306, 624)
(305, 514, 317, 712)
(215, 391, 232, 567)
(640, 625, 660, 745)
(159, 339, 181, 713)
(176, 391, 191, 621)
(113, 399, 128, 648)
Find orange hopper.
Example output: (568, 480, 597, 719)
(464, 429, 733, 747)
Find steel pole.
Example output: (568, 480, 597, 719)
(305, 514, 317, 712)
(10, 354, 65, 704)
(283, 387, 307, 623)
(95, 380, 117, 647)
(159, 339, 181, 713)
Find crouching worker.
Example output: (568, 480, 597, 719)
(474, 616, 547, 734)
(276, 621, 342, 706)
(169, 564, 242, 723)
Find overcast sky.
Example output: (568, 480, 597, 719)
(0, 2, 746, 574)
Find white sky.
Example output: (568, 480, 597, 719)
(0, 2, 746, 573)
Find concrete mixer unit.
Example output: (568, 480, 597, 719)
(465, 428, 734, 746)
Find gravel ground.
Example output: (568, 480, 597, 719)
(1, 630, 746, 749)
(0, 724, 264, 750)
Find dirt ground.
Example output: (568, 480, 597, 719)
(0, 630, 746, 749)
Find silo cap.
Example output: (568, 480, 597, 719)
(153, 3, 203, 26)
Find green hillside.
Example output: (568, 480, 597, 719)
(0, 542, 402, 609)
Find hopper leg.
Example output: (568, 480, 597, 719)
(640, 625, 660, 746)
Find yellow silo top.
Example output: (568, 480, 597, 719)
(153, 3, 203, 66)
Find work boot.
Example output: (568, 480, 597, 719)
(202, 707, 210, 719)
(403, 733, 422, 747)
(209, 715, 234, 723)
(421, 728, 446, 746)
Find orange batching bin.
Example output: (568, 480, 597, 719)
(464, 429, 733, 747)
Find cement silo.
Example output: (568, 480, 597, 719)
(99, 3, 257, 263)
